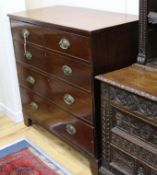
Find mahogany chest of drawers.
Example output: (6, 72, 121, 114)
(96, 64, 157, 175)
(9, 6, 138, 175)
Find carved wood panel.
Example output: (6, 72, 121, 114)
(110, 86, 157, 120)
(137, 0, 157, 64)
(136, 167, 145, 175)
(111, 148, 135, 175)
(151, 170, 157, 175)
(112, 109, 157, 147)
(101, 83, 157, 175)
(111, 132, 157, 168)
(137, 0, 148, 64)
(101, 84, 112, 169)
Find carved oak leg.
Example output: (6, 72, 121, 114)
(90, 158, 101, 175)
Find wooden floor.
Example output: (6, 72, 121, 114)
(0, 112, 92, 175)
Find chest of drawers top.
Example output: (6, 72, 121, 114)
(9, 5, 137, 33)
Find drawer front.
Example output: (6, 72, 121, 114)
(14, 41, 45, 63)
(14, 41, 92, 91)
(111, 128, 157, 168)
(110, 148, 135, 175)
(10, 20, 44, 45)
(110, 148, 152, 175)
(112, 108, 157, 148)
(45, 29, 91, 61)
(17, 64, 93, 124)
(102, 84, 157, 124)
(21, 87, 94, 155)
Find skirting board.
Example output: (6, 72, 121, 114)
(0, 103, 23, 123)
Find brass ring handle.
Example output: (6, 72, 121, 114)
(66, 124, 77, 135)
(26, 76, 36, 85)
(62, 65, 72, 76)
(24, 51, 32, 60)
(59, 38, 70, 50)
(30, 102, 39, 111)
(21, 29, 30, 38)
(64, 94, 75, 105)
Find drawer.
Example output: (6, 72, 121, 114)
(10, 20, 44, 46)
(112, 108, 157, 148)
(108, 85, 157, 124)
(110, 147, 151, 175)
(110, 147, 135, 175)
(45, 28, 91, 62)
(14, 41, 92, 91)
(17, 64, 93, 124)
(111, 127, 157, 169)
(14, 41, 45, 63)
(21, 87, 94, 155)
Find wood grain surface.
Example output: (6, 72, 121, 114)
(8, 6, 138, 32)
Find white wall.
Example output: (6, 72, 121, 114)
(126, 0, 139, 15)
(26, 0, 139, 15)
(26, 0, 57, 9)
(0, 0, 26, 122)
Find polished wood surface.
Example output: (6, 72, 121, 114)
(20, 88, 94, 154)
(11, 20, 44, 45)
(0, 113, 93, 175)
(17, 64, 93, 124)
(92, 22, 138, 75)
(9, 6, 138, 175)
(14, 41, 92, 91)
(11, 18, 92, 61)
(45, 29, 91, 61)
(8, 6, 137, 32)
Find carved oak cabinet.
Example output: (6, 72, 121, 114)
(96, 64, 157, 175)
(96, 0, 157, 174)
(8, 6, 138, 174)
